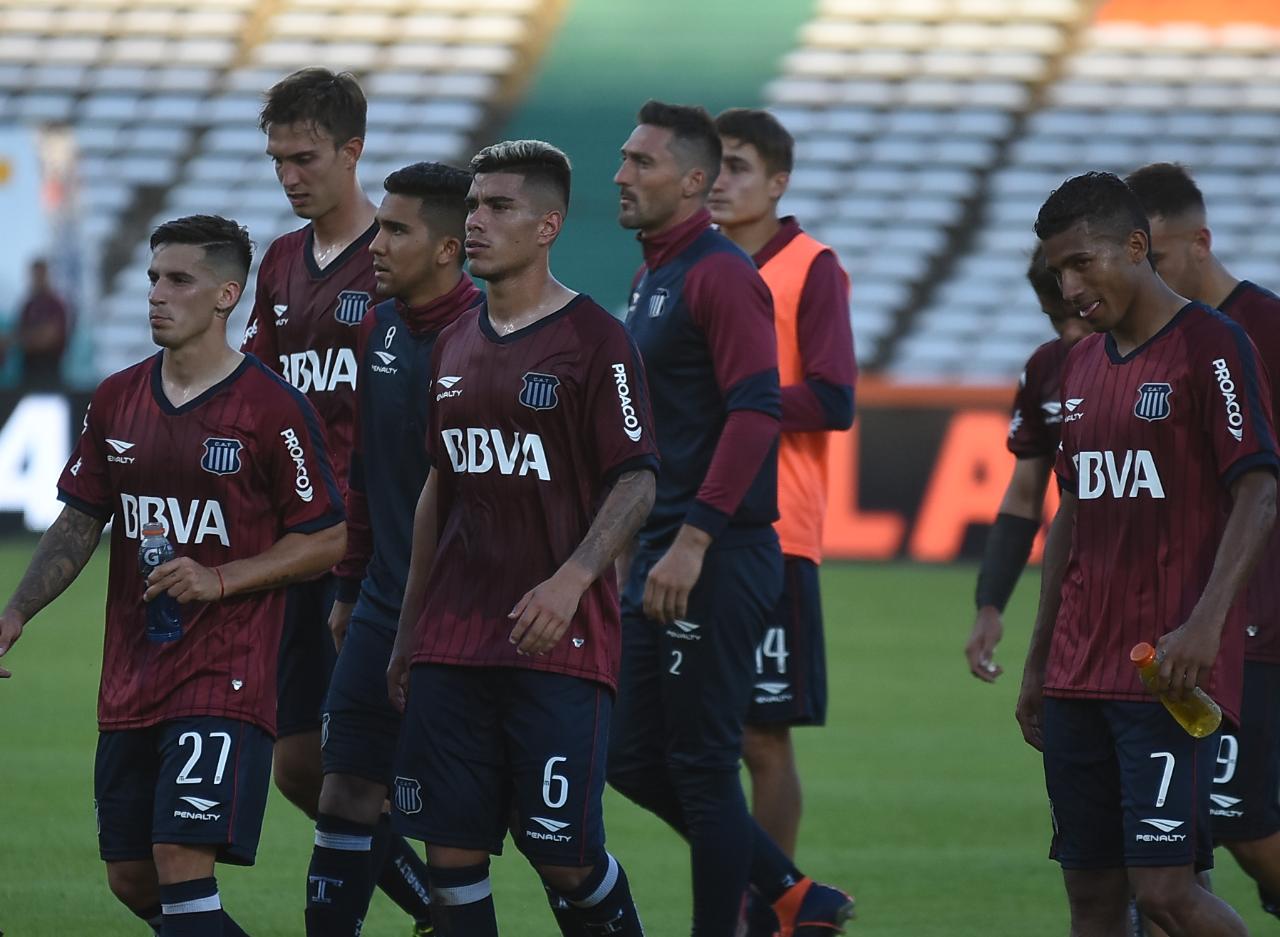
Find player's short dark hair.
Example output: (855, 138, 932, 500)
(1034, 171, 1150, 247)
(150, 214, 253, 284)
(384, 162, 472, 245)
(1124, 162, 1206, 222)
(470, 139, 571, 211)
(714, 108, 794, 175)
(1027, 245, 1064, 313)
(638, 99, 722, 187)
(259, 67, 366, 145)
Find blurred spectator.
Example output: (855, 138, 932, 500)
(8, 259, 71, 389)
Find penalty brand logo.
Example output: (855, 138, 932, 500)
(279, 428, 315, 502)
(436, 375, 463, 401)
(667, 619, 702, 642)
(1136, 818, 1186, 842)
(527, 816, 573, 843)
(1212, 358, 1246, 441)
(106, 438, 136, 464)
(373, 325, 398, 374)
(1063, 397, 1085, 422)
(273, 304, 288, 326)
(1210, 794, 1244, 817)
(174, 796, 222, 822)
(610, 363, 643, 442)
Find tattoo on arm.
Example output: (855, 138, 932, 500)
(568, 470, 656, 582)
(5, 506, 105, 623)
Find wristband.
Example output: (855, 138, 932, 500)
(975, 513, 1040, 612)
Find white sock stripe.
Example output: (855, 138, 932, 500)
(161, 894, 222, 916)
(432, 878, 492, 906)
(572, 854, 620, 909)
(314, 829, 374, 851)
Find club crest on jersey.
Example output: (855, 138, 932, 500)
(394, 776, 423, 815)
(1134, 382, 1172, 422)
(333, 290, 370, 327)
(519, 372, 560, 411)
(647, 288, 668, 318)
(200, 437, 243, 475)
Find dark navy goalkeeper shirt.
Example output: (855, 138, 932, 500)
(334, 276, 482, 618)
(625, 208, 781, 547)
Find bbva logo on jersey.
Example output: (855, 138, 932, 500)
(441, 428, 550, 481)
(278, 348, 358, 393)
(1072, 449, 1166, 500)
(119, 493, 230, 546)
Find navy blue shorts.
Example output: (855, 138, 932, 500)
(94, 716, 274, 865)
(1042, 697, 1217, 872)
(393, 664, 611, 867)
(747, 556, 827, 727)
(1211, 660, 1280, 843)
(611, 535, 783, 775)
(321, 595, 402, 787)
(277, 574, 338, 738)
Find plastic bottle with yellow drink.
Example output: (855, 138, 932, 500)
(1129, 642, 1222, 738)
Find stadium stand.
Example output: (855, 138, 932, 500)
(765, 0, 1090, 370)
(0, 0, 563, 376)
(883, 4, 1280, 380)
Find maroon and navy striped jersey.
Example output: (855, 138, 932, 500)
(412, 295, 660, 690)
(1218, 281, 1280, 663)
(1048, 303, 1279, 724)
(241, 223, 377, 497)
(1008, 337, 1069, 459)
(57, 354, 344, 735)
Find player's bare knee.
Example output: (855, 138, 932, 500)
(742, 724, 791, 772)
(1130, 867, 1198, 924)
(317, 772, 387, 823)
(1063, 868, 1128, 922)
(151, 843, 217, 885)
(535, 863, 593, 893)
(273, 738, 322, 815)
(425, 843, 488, 869)
(105, 860, 158, 910)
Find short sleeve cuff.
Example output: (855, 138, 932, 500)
(684, 500, 730, 540)
(601, 455, 659, 487)
(1222, 451, 1280, 491)
(57, 489, 113, 521)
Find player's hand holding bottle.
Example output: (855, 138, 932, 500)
(1153, 612, 1222, 702)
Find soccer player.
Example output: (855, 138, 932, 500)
(707, 106, 854, 866)
(245, 67, 435, 929)
(609, 100, 853, 937)
(305, 162, 480, 936)
(964, 247, 1091, 682)
(387, 140, 655, 937)
(0, 215, 346, 936)
(1127, 160, 1280, 918)
(1017, 172, 1278, 937)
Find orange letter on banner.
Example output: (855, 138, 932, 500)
(822, 423, 906, 560)
(909, 411, 1016, 562)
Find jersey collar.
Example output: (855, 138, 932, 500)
(639, 208, 711, 270)
(303, 221, 379, 280)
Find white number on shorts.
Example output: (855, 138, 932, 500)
(542, 756, 569, 809)
(1215, 735, 1239, 785)
(176, 731, 233, 786)
(669, 650, 683, 675)
(1150, 751, 1176, 808)
(755, 627, 789, 675)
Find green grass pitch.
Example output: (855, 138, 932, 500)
(0, 543, 1272, 935)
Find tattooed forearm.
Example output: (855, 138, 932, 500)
(4, 505, 106, 623)
(567, 470, 656, 582)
